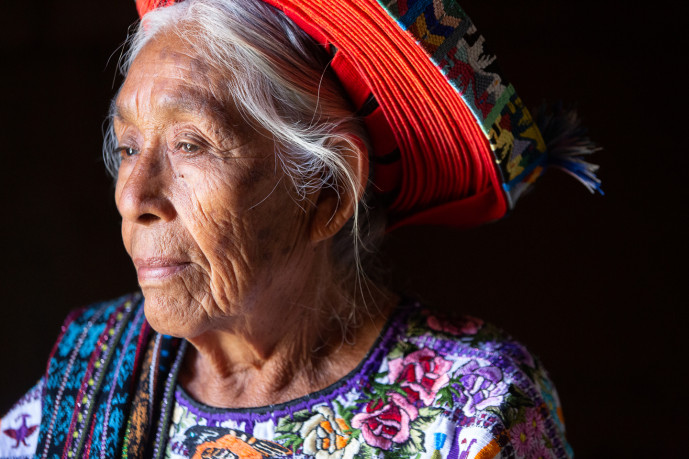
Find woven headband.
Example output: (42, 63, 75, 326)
(135, 0, 601, 228)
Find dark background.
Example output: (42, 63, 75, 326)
(1, 1, 686, 456)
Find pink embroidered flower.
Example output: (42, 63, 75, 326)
(387, 349, 453, 405)
(509, 422, 533, 457)
(525, 407, 546, 438)
(427, 315, 483, 336)
(351, 392, 418, 450)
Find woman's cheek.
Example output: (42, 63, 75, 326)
(121, 223, 134, 256)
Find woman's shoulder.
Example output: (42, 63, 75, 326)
(393, 300, 555, 379)
(0, 292, 152, 459)
(352, 299, 574, 458)
(0, 293, 145, 457)
(396, 302, 551, 380)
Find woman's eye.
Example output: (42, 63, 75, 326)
(178, 142, 199, 153)
(115, 146, 138, 157)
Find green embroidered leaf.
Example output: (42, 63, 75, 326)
(386, 346, 406, 361)
(275, 416, 295, 433)
(386, 341, 418, 361)
(373, 371, 388, 381)
(435, 385, 457, 409)
(417, 406, 443, 420)
(404, 311, 430, 338)
(372, 381, 392, 393)
(506, 384, 535, 410)
(385, 449, 415, 459)
(397, 426, 426, 456)
(275, 408, 312, 433)
(449, 384, 462, 397)
(332, 399, 357, 425)
(406, 324, 429, 338)
(274, 433, 303, 451)
(436, 391, 452, 408)
(502, 406, 521, 428)
(292, 408, 316, 423)
(332, 399, 344, 413)
(358, 442, 381, 458)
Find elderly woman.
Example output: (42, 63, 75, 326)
(0, 0, 599, 457)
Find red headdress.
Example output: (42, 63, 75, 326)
(136, 0, 601, 229)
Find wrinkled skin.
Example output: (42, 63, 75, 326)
(115, 35, 311, 342)
(113, 30, 391, 407)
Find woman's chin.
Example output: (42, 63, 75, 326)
(141, 289, 209, 338)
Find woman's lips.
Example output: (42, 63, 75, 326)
(134, 258, 191, 282)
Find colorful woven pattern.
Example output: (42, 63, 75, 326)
(34, 293, 183, 458)
(380, 0, 548, 205)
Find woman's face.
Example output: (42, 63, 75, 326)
(114, 32, 314, 338)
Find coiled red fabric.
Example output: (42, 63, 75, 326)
(135, 0, 507, 228)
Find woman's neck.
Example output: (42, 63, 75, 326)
(178, 286, 396, 409)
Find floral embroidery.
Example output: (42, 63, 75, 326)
(300, 406, 360, 459)
(351, 392, 419, 450)
(509, 421, 533, 456)
(276, 405, 360, 458)
(388, 349, 453, 405)
(525, 407, 546, 438)
(501, 405, 560, 459)
(454, 359, 509, 417)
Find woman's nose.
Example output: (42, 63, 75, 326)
(116, 150, 177, 224)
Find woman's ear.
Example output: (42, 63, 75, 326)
(309, 138, 369, 243)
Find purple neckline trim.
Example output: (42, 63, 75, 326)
(173, 301, 415, 425)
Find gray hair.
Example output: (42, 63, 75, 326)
(104, 0, 387, 316)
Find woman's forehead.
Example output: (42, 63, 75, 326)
(114, 81, 227, 124)
(115, 35, 235, 125)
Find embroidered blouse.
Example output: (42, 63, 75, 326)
(0, 295, 573, 458)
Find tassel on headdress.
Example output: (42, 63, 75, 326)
(536, 103, 603, 195)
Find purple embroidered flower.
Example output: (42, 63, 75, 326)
(455, 359, 508, 416)
(387, 349, 453, 405)
(426, 315, 483, 336)
(351, 392, 418, 450)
